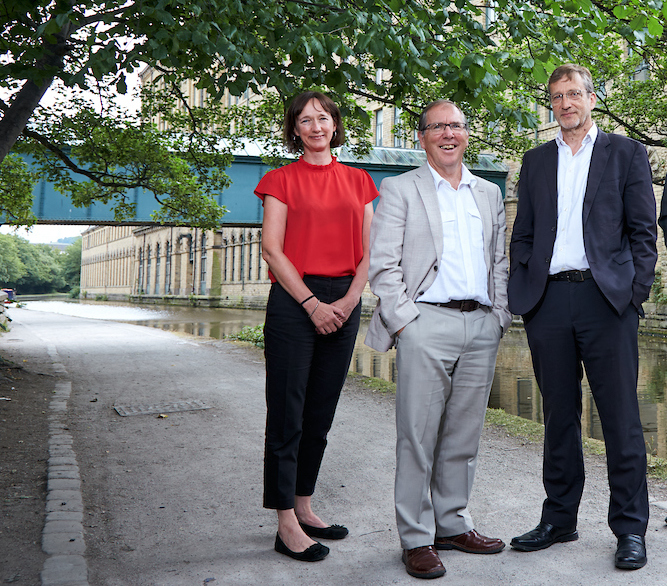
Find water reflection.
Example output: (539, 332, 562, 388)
(18, 301, 667, 457)
(21, 299, 265, 339)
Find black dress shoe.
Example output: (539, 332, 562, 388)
(615, 534, 646, 570)
(299, 522, 349, 540)
(274, 533, 329, 562)
(510, 522, 578, 552)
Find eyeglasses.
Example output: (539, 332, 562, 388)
(422, 122, 467, 135)
(550, 90, 587, 104)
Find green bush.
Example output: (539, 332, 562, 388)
(228, 324, 265, 348)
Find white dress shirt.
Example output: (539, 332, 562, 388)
(549, 124, 598, 274)
(418, 163, 491, 306)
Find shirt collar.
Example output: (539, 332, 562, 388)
(426, 162, 477, 190)
(555, 123, 598, 149)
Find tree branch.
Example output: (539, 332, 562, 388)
(22, 128, 146, 191)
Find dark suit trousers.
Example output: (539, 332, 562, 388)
(523, 277, 648, 536)
(263, 276, 361, 510)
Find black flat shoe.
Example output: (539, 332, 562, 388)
(615, 534, 646, 570)
(299, 522, 349, 540)
(510, 522, 578, 552)
(274, 533, 329, 562)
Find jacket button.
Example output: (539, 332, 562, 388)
(551, 226, 556, 232)
(545, 257, 551, 263)
(433, 266, 438, 272)
(418, 291, 424, 296)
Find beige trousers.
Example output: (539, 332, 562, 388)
(394, 302, 501, 550)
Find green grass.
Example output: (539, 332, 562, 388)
(347, 372, 397, 394)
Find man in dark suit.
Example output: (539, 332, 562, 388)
(508, 63, 657, 570)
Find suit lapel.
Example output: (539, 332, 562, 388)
(414, 165, 443, 259)
(543, 141, 559, 212)
(583, 130, 610, 224)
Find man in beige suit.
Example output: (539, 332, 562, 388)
(366, 100, 512, 579)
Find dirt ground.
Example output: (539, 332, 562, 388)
(0, 356, 50, 584)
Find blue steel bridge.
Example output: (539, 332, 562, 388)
(16, 146, 508, 226)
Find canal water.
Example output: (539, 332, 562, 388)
(16, 300, 667, 459)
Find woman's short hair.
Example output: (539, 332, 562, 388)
(283, 91, 345, 154)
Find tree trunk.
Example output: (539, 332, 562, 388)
(0, 18, 75, 165)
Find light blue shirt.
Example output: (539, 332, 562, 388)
(550, 124, 598, 274)
(419, 163, 491, 306)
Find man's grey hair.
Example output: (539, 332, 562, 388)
(548, 64, 596, 96)
(418, 100, 468, 132)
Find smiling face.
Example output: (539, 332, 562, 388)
(549, 72, 596, 133)
(293, 98, 335, 157)
(418, 103, 469, 178)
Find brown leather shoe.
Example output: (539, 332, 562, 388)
(435, 529, 505, 554)
(402, 545, 446, 579)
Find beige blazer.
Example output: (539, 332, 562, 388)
(365, 164, 512, 352)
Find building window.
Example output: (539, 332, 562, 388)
(154, 243, 161, 295)
(485, 1, 497, 29)
(375, 109, 383, 146)
(230, 236, 235, 281)
(628, 46, 650, 81)
(138, 249, 144, 293)
(394, 107, 407, 148)
(248, 232, 253, 281)
(165, 241, 171, 295)
(199, 233, 207, 294)
(146, 246, 151, 294)
(258, 231, 263, 280)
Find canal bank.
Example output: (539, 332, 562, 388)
(2, 305, 667, 586)
(13, 299, 667, 464)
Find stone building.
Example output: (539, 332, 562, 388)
(79, 145, 508, 310)
(80, 224, 271, 309)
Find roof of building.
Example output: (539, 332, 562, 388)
(223, 139, 508, 173)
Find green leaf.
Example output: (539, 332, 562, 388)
(648, 16, 664, 37)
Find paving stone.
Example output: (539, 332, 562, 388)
(48, 469, 81, 480)
(49, 447, 76, 457)
(45, 511, 84, 523)
(46, 491, 83, 512)
(42, 532, 86, 555)
(47, 478, 81, 491)
(49, 457, 78, 466)
(41, 554, 88, 586)
(43, 520, 84, 534)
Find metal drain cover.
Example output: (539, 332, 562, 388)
(114, 400, 211, 417)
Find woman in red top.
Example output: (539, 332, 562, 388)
(255, 91, 377, 562)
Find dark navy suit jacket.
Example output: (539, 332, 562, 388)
(508, 130, 657, 317)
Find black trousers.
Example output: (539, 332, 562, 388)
(523, 277, 648, 536)
(263, 275, 361, 510)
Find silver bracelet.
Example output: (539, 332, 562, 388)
(307, 300, 320, 319)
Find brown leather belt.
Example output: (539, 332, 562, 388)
(548, 269, 592, 282)
(421, 300, 484, 312)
